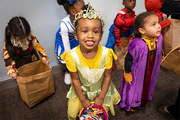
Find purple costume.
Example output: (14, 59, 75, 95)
(118, 34, 162, 111)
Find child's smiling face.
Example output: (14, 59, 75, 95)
(73, 18, 103, 52)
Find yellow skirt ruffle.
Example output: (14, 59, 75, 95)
(67, 90, 120, 120)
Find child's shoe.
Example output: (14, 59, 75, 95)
(138, 104, 145, 110)
(130, 107, 136, 112)
(64, 71, 71, 85)
(159, 106, 170, 114)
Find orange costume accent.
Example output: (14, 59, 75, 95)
(145, 0, 171, 29)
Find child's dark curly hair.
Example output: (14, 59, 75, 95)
(133, 12, 156, 38)
(57, 0, 77, 14)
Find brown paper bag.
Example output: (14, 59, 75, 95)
(162, 19, 180, 55)
(161, 44, 180, 78)
(16, 60, 55, 107)
(114, 37, 130, 70)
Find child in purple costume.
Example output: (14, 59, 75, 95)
(119, 12, 164, 112)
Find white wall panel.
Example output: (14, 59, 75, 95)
(0, 0, 145, 82)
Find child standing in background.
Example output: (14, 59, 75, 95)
(119, 12, 163, 112)
(145, 0, 171, 29)
(160, 0, 180, 19)
(3, 16, 49, 79)
(112, 0, 136, 69)
(55, 0, 85, 85)
(61, 3, 120, 120)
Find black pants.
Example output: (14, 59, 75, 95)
(160, 0, 180, 19)
(167, 87, 180, 120)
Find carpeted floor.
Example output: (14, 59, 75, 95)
(0, 66, 179, 120)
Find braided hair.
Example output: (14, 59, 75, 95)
(5, 16, 31, 58)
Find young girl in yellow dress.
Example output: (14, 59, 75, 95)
(61, 3, 120, 120)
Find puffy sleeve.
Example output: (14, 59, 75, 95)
(3, 41, 18, 76)
(60, 21, 71, 52)
(61, 51, 77, 72)
(105, 49, 117, 69)
(31, 32, 48, 61)
(114, 12, 125, 28)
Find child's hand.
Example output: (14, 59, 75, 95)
(124, 72, 132, 85)
(94, 96, 104, 106)
(42, 57, 49, 65)
(161, 56, 165, 63)
(81, 99, 91, 108)
(43, 59, 49, 65)
(9, 72, 17, 79)
(162, 13, 167, 20)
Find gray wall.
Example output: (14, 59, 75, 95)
(0, 0, 146, 82)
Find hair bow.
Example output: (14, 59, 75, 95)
(67, 0, 76, 2)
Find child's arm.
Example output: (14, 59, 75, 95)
(70, 72, 91, 108)
(114, 12, 135, 47)
(3, 42, 18, 79)
(114, 13, 126, 28)
(31, 33, 49, 65)
(124, 52, 133, 85)
(94, 68, 112, 106)
(114, 12, 135, 28)
(114, 13, 125, 47)
(61, 22, 71, 52)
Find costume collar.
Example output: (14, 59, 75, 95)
(141, 35, 158, 51)
(11, 35, 31, 49)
